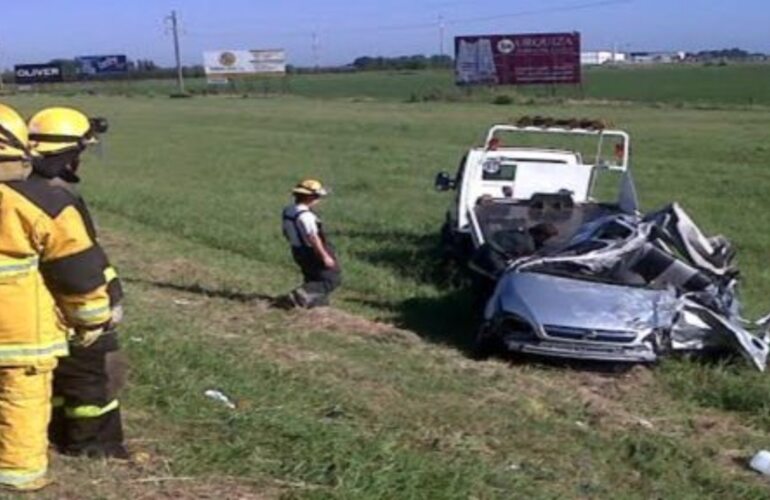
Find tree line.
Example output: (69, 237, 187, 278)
(686, 48, 767, 62)
(351, 55, 453, 71)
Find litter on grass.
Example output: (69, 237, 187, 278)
(204, 389, 237, 409)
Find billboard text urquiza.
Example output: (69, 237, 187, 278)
(455, 32, 581, 86)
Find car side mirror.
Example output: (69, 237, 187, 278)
(435, 172, 455, 192)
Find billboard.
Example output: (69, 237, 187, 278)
(76, 55, 129, 75)
(203, 49, 287, 77)
(455, 32, 581, 86)
(14, 63, 64, 84)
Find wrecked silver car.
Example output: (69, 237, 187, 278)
(436, 119, 769, 369)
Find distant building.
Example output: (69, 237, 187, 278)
(581, 51, 627, 65)
(628, 51, 685, 64)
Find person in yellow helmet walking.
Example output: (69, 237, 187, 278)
(0, 103, 114, 492)
(27, 107, 128, 459)
(282, 179, 342, 308)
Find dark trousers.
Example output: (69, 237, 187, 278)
(49, 331, 128, 458)
(291, 246, 342, 307)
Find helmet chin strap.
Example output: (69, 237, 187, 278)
(0, 123, 33, 161)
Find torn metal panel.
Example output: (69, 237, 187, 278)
(671, 299, 769, 371)
(644, 203, 737, 278)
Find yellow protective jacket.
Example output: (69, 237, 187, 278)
(0, 176, 114, 366)
(39, 176, 124, 309)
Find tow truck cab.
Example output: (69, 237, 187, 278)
(435, 121, 635, 265)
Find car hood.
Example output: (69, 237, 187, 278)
(490, 272, 678, 332)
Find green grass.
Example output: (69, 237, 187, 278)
(3, 91, 770, 497)
(583, 63, 770, 106)
(13, 63, 770, 106)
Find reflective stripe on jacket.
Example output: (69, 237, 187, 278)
(0, 177, 113, 365)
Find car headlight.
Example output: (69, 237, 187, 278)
(497, 314, 537, 341)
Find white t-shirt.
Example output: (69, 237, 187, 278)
(282, 204, 320, 248)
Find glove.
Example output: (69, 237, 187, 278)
(111, 304, 125, 326)
(71, 326, 105, 348)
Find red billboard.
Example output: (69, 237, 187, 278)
(455, 32, 581, 86)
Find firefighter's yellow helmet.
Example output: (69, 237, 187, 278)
(292, 179, 329, 197)
(28, 107, 105, 156)
(0, 103, 32, 161)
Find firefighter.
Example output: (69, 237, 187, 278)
(281, 179, 341, 308)
(0, 103, 114, 491)
(27, 107, 128, 459)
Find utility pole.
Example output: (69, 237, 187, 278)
(438, 14, 446, 56)
(0, 45, 4, 91)
(311, 32, 320, 70)
(166, 10, 185, 94)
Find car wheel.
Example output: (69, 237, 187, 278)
(471, 326, 503, 360)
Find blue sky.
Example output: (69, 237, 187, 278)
(2, 0, 767, 68)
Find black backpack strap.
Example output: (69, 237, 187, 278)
(283, 209, 312, 247)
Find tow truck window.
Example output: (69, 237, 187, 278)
(483, 163, 517, 181)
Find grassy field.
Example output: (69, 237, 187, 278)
(2, 90, 770, 498)
(12, 63, 770, 107)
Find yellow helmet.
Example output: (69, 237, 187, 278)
(0, 103, 32, 161)
(28, 107, 106, 156)
(292, 178, 328, 197)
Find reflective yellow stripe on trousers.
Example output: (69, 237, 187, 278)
(0, 466, 47, 487)
(64, 399, 119, 419)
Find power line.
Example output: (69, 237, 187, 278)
(180, 0, 632, 51)
(445, 0, 633, 26)
(318, 0, 632, 37)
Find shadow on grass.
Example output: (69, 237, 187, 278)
(124, 277, 279, 305)
(350, 289, 480, 354)
(337, 229, 465, 288)
(130, 278, 639, 373)
(338, 229, 480, 353)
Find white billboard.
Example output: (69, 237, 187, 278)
(203, 49, 287, 77)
